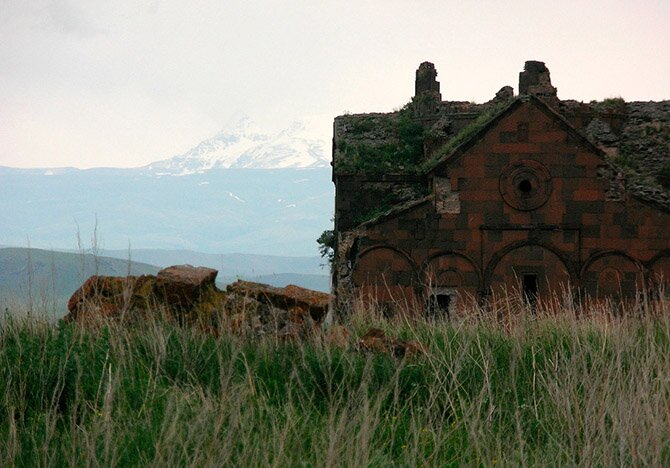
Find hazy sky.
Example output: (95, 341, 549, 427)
(1, 0, 669, 169)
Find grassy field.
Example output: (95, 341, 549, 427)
(1, 294, 670, 466)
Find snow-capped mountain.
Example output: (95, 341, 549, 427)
(146, 117, 331, 176)
(2, 115, 335, 257)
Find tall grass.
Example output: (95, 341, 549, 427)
(1, 293, 670, 466)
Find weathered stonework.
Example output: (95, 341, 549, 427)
(434, 177, 461, 214)
(518, 61, 557, 100)
(414, 61, 442, 118)
(332, 60, 670, 316)
(66, 265, 332, 335)
(415, 61, 441, 97)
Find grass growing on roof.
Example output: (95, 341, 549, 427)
(335, 104, 426, 174)
(421, 98, 514, 172)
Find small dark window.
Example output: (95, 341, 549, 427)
(522, 274, 538, 307)
(518, 179, 533, 193)
(517, 122, 529, 142)
(428, 293, 451, 318)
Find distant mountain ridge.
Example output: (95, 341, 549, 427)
(145, 117, 331, 175)
(0, 168, 333, 256)
(81, 248, 326, 277)
(97, 248, 331, 292)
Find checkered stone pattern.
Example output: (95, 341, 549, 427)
(345, 100, 670, 312)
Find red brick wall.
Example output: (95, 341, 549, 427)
(351, 246, 419, 312)
(349, 100, 670, 311)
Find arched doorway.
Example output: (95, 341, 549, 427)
(488, 243, 572, 308)
(423, 253, 480, 316)
(582, 252, 645, 301)
(352, 246, 417, 313)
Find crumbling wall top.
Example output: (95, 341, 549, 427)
(331, 60, 669, 211)
(519, 60, 557, 98)
(415, 61, 441, 99)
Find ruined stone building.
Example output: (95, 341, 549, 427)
(331, 60, 670, 314)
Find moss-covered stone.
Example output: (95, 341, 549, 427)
(334, 105, 426, 174)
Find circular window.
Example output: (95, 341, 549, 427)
(517, 179, 532, 193)
(499, 160, 552, 211)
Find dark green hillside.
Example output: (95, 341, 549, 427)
(0, 247, 159, 316)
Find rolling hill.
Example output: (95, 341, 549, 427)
(0, 247, 160, 316)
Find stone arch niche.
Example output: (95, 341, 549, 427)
(488, 244, 572, 305)
(352, 246, 417, 312)
(423, 253, 480, 314)
(582, 253, 645, 300)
